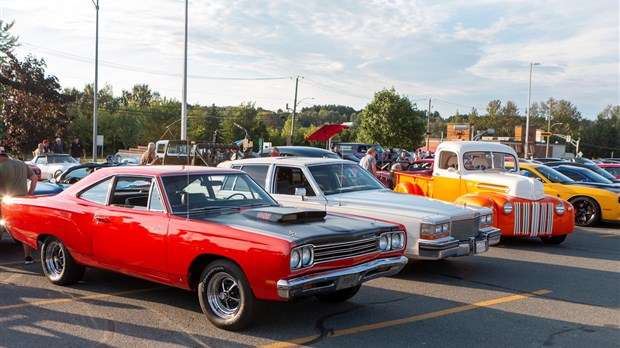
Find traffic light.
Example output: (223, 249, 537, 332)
(541, 131, 552, 136)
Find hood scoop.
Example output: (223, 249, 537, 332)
(242, 206, 326, 223)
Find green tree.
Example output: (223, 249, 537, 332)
(0, 53, 73, 155)
(580, 105, 619, 158)
(0, 20, 19, 61)
(357, 88, 425, 149)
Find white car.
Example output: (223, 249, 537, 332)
(219, 157, 501, 260)
(27, 154, 80, 180)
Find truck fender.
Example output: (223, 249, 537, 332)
(455, 194, 496, 210)
(394, 181, 424, 196)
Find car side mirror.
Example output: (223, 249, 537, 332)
(294, 187, 306, 198)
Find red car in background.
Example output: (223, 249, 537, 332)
(597, 163, 620, 179)
(376, 159, 434, 188)
(27, 163, 42, 181)
(6, 156, 42, 180)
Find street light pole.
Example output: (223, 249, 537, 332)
(290, 76, 300, 145)
(546, 122, 562, 157)
(524, 62, 540, 159)
(180, 0, 188, 141)
(91, 0, 99, 162)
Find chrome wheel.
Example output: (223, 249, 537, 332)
(198, 260, 256, 330)
(207, 272, 240, 319)
(44, 239, 65, 281)
(41, 236, 85, 285)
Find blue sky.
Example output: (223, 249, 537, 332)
(2, 0, 619, 120)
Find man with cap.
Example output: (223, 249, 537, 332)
(0, 147, 39, 264)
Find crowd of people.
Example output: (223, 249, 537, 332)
(32, 136, 86, 161)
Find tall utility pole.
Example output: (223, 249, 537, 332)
(524, 62, 540, 159)
(425, 98, 431, 154)
(180, 0, 188, 140)
(290, 76, 301, 145)
(91, 0, 99, 162)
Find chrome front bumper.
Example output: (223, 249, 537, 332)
(417, 227, 501, 260)
(277, 256, 408, 300)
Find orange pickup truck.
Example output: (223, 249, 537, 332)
(394, 141, 574, 244)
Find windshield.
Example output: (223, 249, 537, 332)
(309, 163, 385, 195)
(161, 173, 278, 214)
(463, 151, 516, 171)
(532, 166, 575, 183)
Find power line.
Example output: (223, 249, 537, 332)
(303, 78, 370, 100)
(21, 42, 292, 81)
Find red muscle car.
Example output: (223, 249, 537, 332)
(1, 165, 407, 330)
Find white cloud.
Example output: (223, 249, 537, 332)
(2, 0, 617, 119)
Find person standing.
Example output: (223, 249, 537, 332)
(33, 143, 46, 157)
(0, 147, 38, 264)
(140, 142, 156, 165)
(359, 148, 377, 176)
(397, 150, 411, 162)
(270, 147, 280, 157)
(70, 137, 85, 162)
(41, 139, 50, 154)
(51, 137, 64, 154)
(229, 147, 240, 161)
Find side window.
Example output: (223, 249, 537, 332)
(561, 170, 582, 181)
(149, 182, 165, 212)
(274, 166, 315, 196)
(275, 167, 294, 194)
(79, 178, 112, 205)
(110, 176, 153, 209)
(233, 165, 269, 189)
(440, 151, 458, 170)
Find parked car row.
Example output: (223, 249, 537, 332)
(3, 141, 612, 332)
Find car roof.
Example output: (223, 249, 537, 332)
(436, 141, 517, 155)
(227, 157, 348, 166)
(84, 165, 239, 179)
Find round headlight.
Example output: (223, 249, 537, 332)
(391, 233, 402, 249)
(302, 247, 313, 265)
(556, 203, 565, 215)
(290, 249, 301, 269)
(379, 234, 389, 250)
(503, 202, 513, 214)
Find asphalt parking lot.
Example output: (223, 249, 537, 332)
(1, 224, 618, 347)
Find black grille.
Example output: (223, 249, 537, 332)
(313, 237, 379, 264)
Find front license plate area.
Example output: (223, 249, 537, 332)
(475, 239, 488, 254)
(336, 274, 360, 290)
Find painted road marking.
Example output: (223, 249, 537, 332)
(260, 289, 552, 348)
(0, 287, 167, 311)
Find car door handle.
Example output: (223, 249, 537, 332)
(95, 216, 110, 223)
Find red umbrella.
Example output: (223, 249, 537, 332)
(306, 124, 347, 141)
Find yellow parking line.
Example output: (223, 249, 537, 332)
(0, 286, 167, 310)
(260, 289, 552, 348)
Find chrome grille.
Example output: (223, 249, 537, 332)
(451, 216, 480, 241)
(513, 202, 554, 236)
(313, 237, 379, 264)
